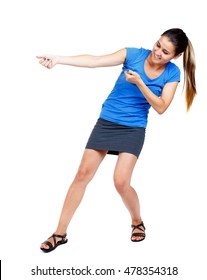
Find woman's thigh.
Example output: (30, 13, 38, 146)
(74, 149, 108, 182)
(113, 152, 138, 187)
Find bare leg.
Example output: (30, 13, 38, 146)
(41, 149, 107, 249)
(113, 152, 144, 241)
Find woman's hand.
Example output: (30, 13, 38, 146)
(36, 55, 59, 69)
(124, 70, 143, 86)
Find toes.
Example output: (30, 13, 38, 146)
(40, 244, 49, 249)
(132, 236, 141, 241)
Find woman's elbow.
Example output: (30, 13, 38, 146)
(156, 108, 166, 114)
(154, 104, 169, 114)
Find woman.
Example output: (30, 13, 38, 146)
(37, 28, 196, 252)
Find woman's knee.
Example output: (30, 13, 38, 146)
(114, 175, 128, 195)
(74, 166, 94, 184)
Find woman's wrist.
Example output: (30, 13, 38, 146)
(135, 78, 145, 88)
(56, 56, 64, 64)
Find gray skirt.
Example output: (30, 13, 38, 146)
(85, 118, 145, 158)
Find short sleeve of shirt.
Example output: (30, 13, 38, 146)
(124, 48, 147, 68)
(165, 63, 180, 83)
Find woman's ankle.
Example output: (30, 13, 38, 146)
(132, 218, 142, 225)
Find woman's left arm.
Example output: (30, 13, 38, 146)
(125, 70, 179, 114)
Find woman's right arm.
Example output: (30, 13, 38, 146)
(36, 48, 126, 69)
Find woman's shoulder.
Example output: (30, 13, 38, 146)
(167, 61, 180, 73)
(165, 61, 180, 82)
(126, 47, 150, 54)
(125, 47, 150, 62)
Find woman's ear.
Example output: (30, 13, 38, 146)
(174, 53, 182, 60)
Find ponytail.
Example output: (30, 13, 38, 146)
(183, 39, 196, 111)
(162, 28, 197, 111)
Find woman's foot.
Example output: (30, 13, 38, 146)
(131, 222, 146, 242)
(40, 233, 68, 253)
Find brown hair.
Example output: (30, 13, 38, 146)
(162, 28, 196, 111)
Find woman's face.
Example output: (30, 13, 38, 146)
(151, 35, 177, 65)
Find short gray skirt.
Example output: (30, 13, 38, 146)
(85, 118, 145, 158)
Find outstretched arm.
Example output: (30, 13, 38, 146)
(36, 48, 126, 69)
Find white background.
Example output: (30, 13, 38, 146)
(0, 0, 206, 279)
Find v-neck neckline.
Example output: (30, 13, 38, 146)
(143, 52, 168, 81)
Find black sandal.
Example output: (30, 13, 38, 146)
(40, 233, 68, 253)
(131, 222, 146, 242)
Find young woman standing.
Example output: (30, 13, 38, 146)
(37, 28, 196, 252)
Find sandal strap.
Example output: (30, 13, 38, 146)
(42, 240, 53, 249)
(131, 232, 145, 237)
(49, 233, 67, 247)
(131, 222, 145, 232)
(52, 233, 67, 239)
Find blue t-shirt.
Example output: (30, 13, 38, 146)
(99, 47, 180, 128)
